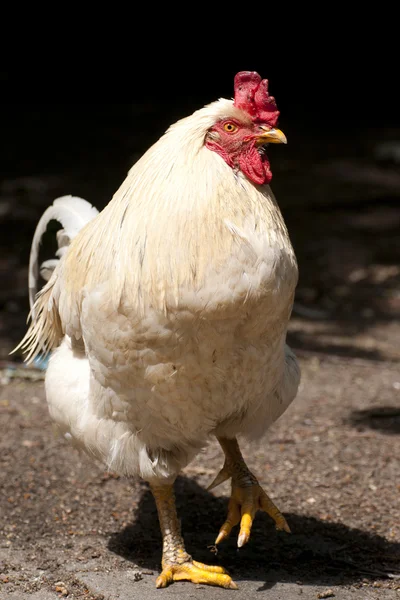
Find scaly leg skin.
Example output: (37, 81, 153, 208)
(150, 482, 238, 589)
(209, 437, 291, 548)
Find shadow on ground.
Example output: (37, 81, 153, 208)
(348, 406, 400, 435)
(108, 476, 400, 590)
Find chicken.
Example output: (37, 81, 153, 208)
(17, 71, 301, 589)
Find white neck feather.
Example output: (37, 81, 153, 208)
(65, 99, 292, 312)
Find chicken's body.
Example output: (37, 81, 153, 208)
(19, 75, 300, 589)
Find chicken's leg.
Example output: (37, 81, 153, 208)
(210, 437, 290, 548)
(150, 482, 237, 589)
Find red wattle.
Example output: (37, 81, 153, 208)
(239, 144, 271, 185)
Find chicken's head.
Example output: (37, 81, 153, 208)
(205, 71, 286, 185)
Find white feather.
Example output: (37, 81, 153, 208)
(28, 195, 99, 311)
(17, 98, 301, 482)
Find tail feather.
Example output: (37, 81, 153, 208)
(15, 277, 63, 363)
(14, 195, 99, 362)
(29, 195, 99, 311)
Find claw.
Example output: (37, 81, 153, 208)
(213, 437, 290, 549)
(216, 481, 290, 547)
(207, 466, 231, 491)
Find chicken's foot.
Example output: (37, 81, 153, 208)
(150, 482, 237, 589)
(211, 437, 290, 548)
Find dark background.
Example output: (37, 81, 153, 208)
(1, 52, 399, 361)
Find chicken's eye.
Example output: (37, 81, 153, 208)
(223, 122, 238, 133)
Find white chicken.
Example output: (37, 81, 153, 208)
(17, 71, 301, 589)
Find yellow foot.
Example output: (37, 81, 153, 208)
(155, 559, 238, 589)
(216, 480, 291, 548)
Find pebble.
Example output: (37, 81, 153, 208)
(55, 581, 69, 596)
(317, 590, 335, 599)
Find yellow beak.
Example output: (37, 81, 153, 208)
(256, 127, 287, 145)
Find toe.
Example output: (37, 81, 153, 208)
(192, 560, 228, 573)
(237, 490, 257, 547)
(156, 561, 237, 589)
(215, 496, 241, 544)
(259, 489, 291, 532)
(155, 568, 173, 588)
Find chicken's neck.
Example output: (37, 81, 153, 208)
(66, 132, 294, 314)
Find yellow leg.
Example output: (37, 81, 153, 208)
(211, 437, 290, 548)
(150, 482, 238, 589)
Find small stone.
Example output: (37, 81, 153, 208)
(55, 581, 69, 596)
(317, 590, 335, 599)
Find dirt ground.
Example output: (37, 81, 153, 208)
(0, 111, 399, 599)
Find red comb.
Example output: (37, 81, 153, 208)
(233, 71, 279, 127)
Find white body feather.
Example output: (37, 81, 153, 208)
(21, 98, 301, 483)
